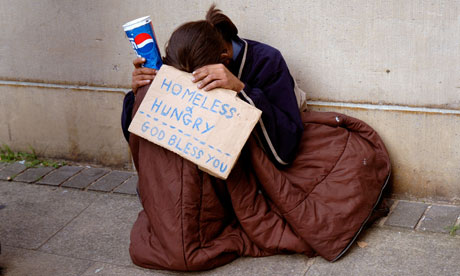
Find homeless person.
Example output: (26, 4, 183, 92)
(121, 5, 391, 272)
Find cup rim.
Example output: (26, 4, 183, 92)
(123, 16, 151, 31)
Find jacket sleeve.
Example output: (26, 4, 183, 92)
(121, 91, 135, 143)
(238, 50, 303, 165)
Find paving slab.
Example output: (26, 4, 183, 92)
(418, 205, 460, 234)
(40, 193, 142, 266)
(384, 201, 428, 229)
(37, 165, 84, 186)
(0, 162, 27, 180)
(306, 228, 460, 276)
(14, 166, 55, 183)
(196, 254, 311, 276)
(81, 254, 312, 276)
(0, 245, 93, 276)
(113, 175, 138, 195)
(0, 180, 99, 249)
(87, 170, 135, 192)
(0, 162, 8, 170)
(61, 167, 110, 189)
(81, 263, 172, 276)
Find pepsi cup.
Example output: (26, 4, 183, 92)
(123, 16, 162, 69)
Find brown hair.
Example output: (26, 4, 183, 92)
(163, 21, 226, 73)
(205, 4, 238, 42)
(162, 4, 237, 73)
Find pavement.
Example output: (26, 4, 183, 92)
(0, 161, 459, 276)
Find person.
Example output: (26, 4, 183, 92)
(123, 4, 391, 272)
(123, 4, 304, 166)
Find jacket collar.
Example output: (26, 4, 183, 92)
(237, 39, 248, 79)
(229, 36, 248, 80)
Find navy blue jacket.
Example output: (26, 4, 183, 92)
(122, 38, 303, 165)
(231, 38, 303, 165)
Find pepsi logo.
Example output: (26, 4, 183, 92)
(134, 33, 154, 54)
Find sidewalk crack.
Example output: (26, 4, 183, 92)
(35, 197, 97, 250)
(303, 257, 317, 276)
(414, 205, 432, 231)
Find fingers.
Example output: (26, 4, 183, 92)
(133, 57, 145, 68)
(133, 75, 154, 87)
(197, 73, 219, 90)
(132, 80, 150, 95)
(191, 68, 208, 83)
(132, 67, 157, 76)
(133, 79, 151, 93)
(191, 64, 225, 83)
(192, 64, 227, 91)
(131, 66, 157, 95)
(132, 70, 156, 84)
(191, 64, 244, 92)
(132, 69, 157, 94)
(201, 79, 224, 91)
(134, 74, 156, 81)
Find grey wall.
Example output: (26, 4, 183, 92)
(1, 0, 459, 201)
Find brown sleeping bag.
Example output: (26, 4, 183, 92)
(128, 85, 391, 271)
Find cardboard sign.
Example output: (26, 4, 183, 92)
(129, 65, 262, 179)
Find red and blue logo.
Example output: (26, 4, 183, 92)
(134, 33, 154, 54)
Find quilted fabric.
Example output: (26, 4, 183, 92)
(129, 85, 391, 271)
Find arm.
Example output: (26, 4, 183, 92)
(121, 58, 158, 142)
(131, 57, 158, 95)
(191, 49, 303, 165)
(121, 91, 135, 143)
(238, 53, 303, 165)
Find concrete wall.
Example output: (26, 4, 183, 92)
(0, 0, 459, 201)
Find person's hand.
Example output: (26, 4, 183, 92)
(191, 64, 244, 92)
(132, 57, 157, 95)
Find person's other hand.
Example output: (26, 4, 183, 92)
(132, 57, 157, 95)
(191, 64, 244, 92)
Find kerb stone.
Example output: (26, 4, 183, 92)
(62, 168, 110, 189)
(113, 175, 138, 195)
(87, 171, 134, 192)
(384, 201, 428, 229)
(0, 162, 27, 180)
(418, 205, 460, 234)
(37, 165, 84, 186)
(14, 166, 55, 183)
